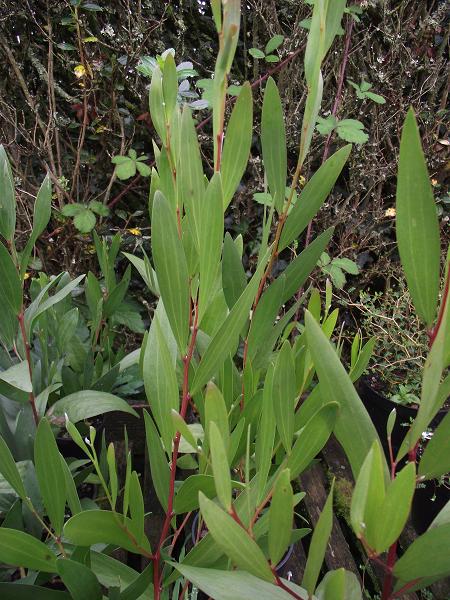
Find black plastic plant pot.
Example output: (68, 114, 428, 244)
(411, 480, 450, 535)
(190, 511, 294, 572)
(357, 378, 447, 461)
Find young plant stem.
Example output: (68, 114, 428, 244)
(381, 541, 397, 600)
(274, 572, 304, 600)
(153, 307, 199, 600)
(429, 263, 450, 348)
(17, 311, 39, 425)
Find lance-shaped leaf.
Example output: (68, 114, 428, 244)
(350, 441, 385, 547)
(418, 410, 450, 480)
(35, 418, 67, 536)
(0, 435, 27, 499)
(0, 241, 22, 315)
(222, 232, 247, 309)
(255, 364, 276, 502)
(149, 66, 165, 142)
(162, 52, 178, 123)
(272, 341, 296, 452)
(204, 382, 229, 450)
(396, 108, 440, 326)
(152, 191, 190, 352)
(143, 410, 170, 510)
(143, 316, 179, 453)
(261, 77, 286, 213)
(199, 173, 224, 322)
(0, 528, 58, 573)
(393, 523, 450, 581)
(305, 311, 383, 478)
(209, 421, 232, 511)
(0, 145, 16, 242)
(315, 569, 362, 600)
(191, 251, 268, 395)
(199, 492, 275, 582)
(269, 469, 293, 566)
(221, 82, 253, 208)
(178, 107, 205, 250)
(48, 391, 138, 424)
(374, 462, 416, 554)
(57, 559, 102, 600)
(20, 174, 52, 279)
(279, 146, 351, 251)
(302, 480, 335, 596)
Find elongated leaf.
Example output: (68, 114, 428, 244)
(204, 382, 229, 450)
(199, 492, 275, 582)
(0, 528, 57, 572)
(57, 558, 102, 600)
(305, 311, 383, 478)
(149, 67, 165, 142)
(0, 361, 32, 393)
(255, 364, 276, 502)
(0, 241, 21, 314)
(315, 569, 362, 600)
(162, 52, 177, 122)
(119, 563, 153, 600)
(272, 341, 296, 452)
(48, 391, 138, 424)
(35, 418, 67, 535)
(302, 480, 335, 596)
(0, 583, 70, 599)
(191, 251, 268, 395)
(0, 145, 16, 242)
(323, 1, 347, 56)
(143, 410, 170, 510)
(261, 77, 286, 212)
(393, 523, 450, 580)
(280, 146, 350, 251)
(374, 462, 416, 553)
(123, 252, 159, 296)
(418, 410, 450, 480)
(129, 471, 145, 544)
(396, 108, 440, 326)
(286, 402, 338, 479)
(152, 191, 190, 352)
(64, 510, 151, 555)
(144, 316, 179, 452)
(171, 563, 306, 600)
(221, 82, 253, 208)
(209, 421, 232, 511)
(222, 232, 247, 309)
(269, 469, 293, 566)
(199, 173, 224, 322)
(247, 276, 285, 362)
(0, 435, 27, 498)
(174, 474, 217, 514)
(20, 174, 52, 279)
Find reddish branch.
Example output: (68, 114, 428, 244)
(381, 541, 397, 600)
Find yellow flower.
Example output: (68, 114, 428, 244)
(127, 228, 142, 236)
(23, 272, 30, 280)
(431, 178, 438, 187)
(298, 175, 306, 187)
(74, 64, 86, 79)
(384, 207, 396, 217)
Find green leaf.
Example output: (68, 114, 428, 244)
(209, 421, 232, 511)
(136, 161, 151, 177)
(74, 208, 96, 233)
(333, 257, 358, 275)
(129, 471, 145, 544)
(221, 82, 253, 208)
(280, 146, 350, 251)
(261, 77, 287, 212)
(269, 469, 293, 565)
(315, 569, 362, 600)
(286, 402, 338, 479)
(350, 441, 385, 547)
(272, 341, 296, 452)
(199, 492, 275, 582)
(305, 311, 383, 479)
(247, 275, 285, 362)
(171, 563, 305, 600)
(144, 316, 179, 452)
(162, 52, 178, 122)
(222, 232, 247, 309)
(396, 108, 440, 325)
(48, 391, 138, 424)
(64, 510, 151, 555)
(418, 410, 450, 480)
(249, 48, 265, 59)
(35, 418, 67, 535)
(152, 191, 190, 352)
(316, 115, 338, 136)
(0, 435, 27, 498)
(149, 67, 166, 142)
(265, 55, 280, 63)
(191, 251, 268, 395)
(265, 35, 284, 54)
(61, 203, 84, 217)
(0, 145, 16, 242)
(0, 528, 57, 572)
(336, 120, 368, 144)
(0, 241, 22, 314)
(205, 382, 229, 450)
(255, 364, 276, 502)
(302, 480, 335, 596)
(393, 523, 450, 580)
(143, 411, 170, 510)
(0, 584, 70, 599)
(374, 462, 416, 553)
(89, 200, 109, 217)
(0, 361, 32, 393)
(349, 337, 376, 383)
(57, 558, 102, 600)
(199, 173, 224, 322)
(174, 474, 217, 514)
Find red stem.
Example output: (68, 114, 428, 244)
(381, 541, 397, 600)
(18, 311, 39, 425)
(274, 573, 304, 600)
(429, 265, 450, 348)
